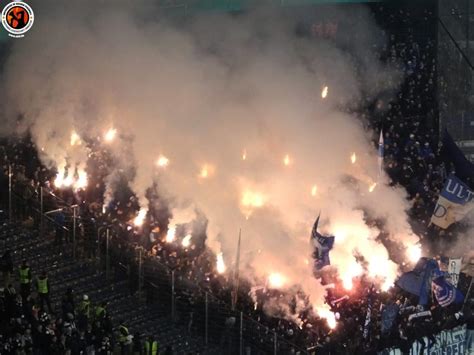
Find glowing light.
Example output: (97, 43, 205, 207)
(182, 234, 192, 248)
(268, 273, 285, 289)
(216, 253, 226, 274)
(242, 150, 247, 161)
(199, 164, 214, 179)
(54, 169, 65, 188)
(407, 244, 422, 264)
(283, 154, 291, 166)
(70, 131, 81, 146)
(156, 155, 169, 168)
(74, 169, 88, 190)
(133, 208, 147, 227)
(165, 226, 176, 243)
(311, 185, 318, 197)
(317, 306, 336, 329)
(368, 182, 377, 193)
(341, 262, 363, 291)
(366, 254, 397, 289)
(63, 175, 73, 187)
(241, 190, 265, 209)
(104, 128, 117, 142)
(343, 277, 353, 291)
(350, 152, 357, 164)
(321, 86, 328, 99)
(381, 279, 392, 292)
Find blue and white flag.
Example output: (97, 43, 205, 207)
(432, 273, 464, 307)
(311, 213, 335, 269)
(396, 258, 439, 306)
(431, 174, 474, 229)
(378, 130, 384, 178)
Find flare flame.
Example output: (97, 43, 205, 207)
(166, 226, 176, 243)
(104, 128, 117, 142)
(350, 152, 357, 164)
(216, 252, 226, 274)
(321, 86, 328, 99)
(133, 208, 148, 227)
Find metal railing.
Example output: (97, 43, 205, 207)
(2, 164, 310, 354)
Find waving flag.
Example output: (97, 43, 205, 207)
(432, 273, 464, 307)
(381, 303, 399, 335)
(311, 213, 335, 269)
(431, 174, 474, 229)
(396, 258, 439, 306)
(378, 130, 384, 178)
(441, 130, 474, 184)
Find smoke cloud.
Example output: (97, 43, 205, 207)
(0, 0, 419, 317)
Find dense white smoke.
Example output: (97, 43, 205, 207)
(0, 0, 420, 318)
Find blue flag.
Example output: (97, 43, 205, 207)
(441, 130, 474, 184)
(396, 258, 439, 306)
(432, 273, 464, 307)
(311, 213, 335, 269)
(381, 303, 399, 335)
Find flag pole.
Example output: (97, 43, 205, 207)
(231, 228, 241, 311)
(462, 278, 473, 311)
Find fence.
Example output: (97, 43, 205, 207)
(2, 164, 310, 354)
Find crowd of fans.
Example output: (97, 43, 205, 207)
(0, 257, 115, 354)
(0, 3, 473, 355)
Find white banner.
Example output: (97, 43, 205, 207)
(380, 325, 468, 355)
(449, 258, 463, 287)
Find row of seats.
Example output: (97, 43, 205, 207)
(0, 218, 221, 354)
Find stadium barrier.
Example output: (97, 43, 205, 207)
(4, 164, 311, 354)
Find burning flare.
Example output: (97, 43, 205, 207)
(316, 306, 337, 329)
(70, 131, 81, 146)
(341, 262, 363, 291)
(216, 253, 226, 274)
(242, 150, 247, 161)
(407, 244, 422, 264)
(156, 155, 169, 168)
(199, 164, 214, 179)
(368, 182, 377, 193)
(283, 154, 291, 166)
(133, 208, 148, 227)
(311, 185, 318, 197)
(166, 226, 176, 243)
(104, 128, 117, 142)
(241, 190, 265, 209)
(182, 234, 192, 248)
(54, 168, 66, 188)
(268, 272, 285, 289)
(321, 86, 328, 99)
(350, 152, 357, 164)
(74, 169, 88, 190)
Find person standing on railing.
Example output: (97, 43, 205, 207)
(37, 270, 52, 313)
(18, 259, 31, 303)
